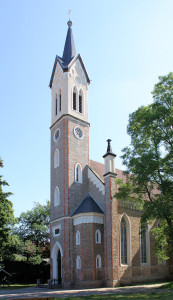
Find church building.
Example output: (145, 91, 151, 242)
(49, 20, 170, 288)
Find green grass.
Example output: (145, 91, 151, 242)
(0, 284, 36, 290)
(159, 281, 173, 289)
(54, 293, 173, 300)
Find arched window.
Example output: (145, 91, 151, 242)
(121, 217, 127, 264)
(59, 89, 61, 112)
(54, 186, 60, 206)
(120, 215, 131, 265)
(140, 224, 150, 265)
(95, 229, 101, 244)
(73, 87, 77, 111)
(76, 231, 80, 245)
(75, 163, 82, 183)
(76, 255, 81, 269)
(55, 95, 58, 116)
(96, 255, 101, 268)
(141, 228, 147, 264)
(54, 149, 59, 168)
(79, 89, 83, 113)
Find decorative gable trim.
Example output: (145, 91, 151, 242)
(88, 166, 105, 195)
(49, 54, 90, 88)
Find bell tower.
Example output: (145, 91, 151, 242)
(49, 20, 90, 287)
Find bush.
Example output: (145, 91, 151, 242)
(3, 260, 50, 284)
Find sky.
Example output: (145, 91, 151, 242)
(1, 0, 173, 217)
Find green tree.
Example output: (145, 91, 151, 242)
(0, 158, 16, 262)
(15, 202, 50, 260)
(115, 73, 173, 261)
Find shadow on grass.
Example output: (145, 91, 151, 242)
(158, 282, 173, 290)
(57, 292, 173, 300)
(0, 284, 36, 290)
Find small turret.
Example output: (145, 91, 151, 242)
(103, 139, 116, 176)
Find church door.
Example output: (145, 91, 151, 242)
(57, 249, 61, 284)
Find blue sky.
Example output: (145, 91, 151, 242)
(1, 0, 173, 217)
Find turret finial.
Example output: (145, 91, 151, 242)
(69, 9, 71, 21)
(107, 139, 112, 153)
(103, 139, 116, 159)
(67, 9, 72, 27)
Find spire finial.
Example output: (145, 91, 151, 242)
(107, 139, 112, 153)
(69, 9, 71, 21)
(67, 9, 72, 27)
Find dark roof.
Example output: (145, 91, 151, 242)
(62, 21, 76, 65)
(72, 193, 104, 216)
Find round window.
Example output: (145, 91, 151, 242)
(54, 129, 60, 141)
(74, 126, 83, 139)
(74, 76, 81, 85)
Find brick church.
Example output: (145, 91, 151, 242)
(49, 20, 170, 288)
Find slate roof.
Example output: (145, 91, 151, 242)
(72, 193, 104, 216)
(62, 21, 76, 65)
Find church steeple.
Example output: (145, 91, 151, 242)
(62, 20, 76, 65)
(49, 19, 90, 88)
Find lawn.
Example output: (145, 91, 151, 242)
(0, 284, 36, 290)
(55, 293, 173, 300)
(159, 282, 173, 289)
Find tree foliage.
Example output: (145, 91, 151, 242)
(115, 73, 173, 261)
(14, 201, 50, 262)
(16, 202, 50, 246)
(0, 158, 16, 262)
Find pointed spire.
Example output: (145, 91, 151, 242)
(62, 19, 76, 65)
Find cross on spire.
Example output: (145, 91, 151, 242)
(68, 9, 71, 21)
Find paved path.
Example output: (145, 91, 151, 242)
(0, 283, 172, 299)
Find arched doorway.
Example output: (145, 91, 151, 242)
(51, 241, 63, 282)
(57, 249, 61, 284)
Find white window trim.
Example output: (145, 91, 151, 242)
(96, 254, 101, 268)
(74, 163, 82, 184)
(76, 231, 80, 245)
(54, 148, 59, 168)
(120, 213, 131, 266)
(52, 224, 61, 237)
(95, 229, 101, 244)
(72, 85, 78, 112)
(54, 186, 60, 206)
(78, 88, 85, 115)
(71, 85, 85, 116)
(76, 255, 81, 269)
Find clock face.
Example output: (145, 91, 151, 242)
(74, 126, 83, 139)
(54, 129, 60, 141)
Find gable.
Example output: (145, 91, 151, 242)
(49, 54, 90, 88)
